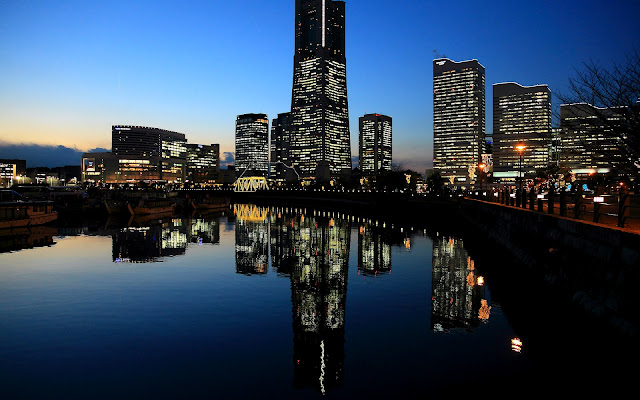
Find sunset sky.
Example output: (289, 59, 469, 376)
(1, 0, 639, 171)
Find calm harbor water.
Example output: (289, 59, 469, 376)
(0, 204, 635, 398)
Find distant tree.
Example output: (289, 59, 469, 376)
(559, 50, 640, 177)
(404, 169, 420, 192)
(535, 163, 572, 189)
(426, 171, 445, 194)
(375, 170, 406, 192)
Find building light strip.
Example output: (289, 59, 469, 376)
(322, 0, 326, 47)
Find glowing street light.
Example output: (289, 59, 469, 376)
(516, 144, 526, 202)
(478, 162, 486, 193)
(511, 338, 523, 353)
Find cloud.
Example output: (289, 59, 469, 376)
(88, 147, 110, 153)
(221, 152, 235, 168)
(0, 142, 93, 168)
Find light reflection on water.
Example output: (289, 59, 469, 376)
(2, 204, 620, 397)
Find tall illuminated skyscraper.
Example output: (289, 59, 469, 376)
(493, 83, 551, 182)
(235, 114, 269, 178)
(359, 113, 392, 176)
(290, 0, 352, 180)
(560, 103, 625, 176)
(433, 59, 485, 185)
(270, 112, 292, 181)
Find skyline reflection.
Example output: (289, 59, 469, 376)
(431, 236, 490, 332)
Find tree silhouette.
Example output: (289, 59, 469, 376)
(559, 50, 640, 177)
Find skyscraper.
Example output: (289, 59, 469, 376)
(433, 58, 485, 185)
(235, 114, 269, 178)
(270, 112, 292, 181)
(359, 113, 392, 176)
(560, 103, 625, 176)
(493, 83, 551, 182)
(186, 143, 220, 184)
(105, 125, 187, 183)
(290, 0, 351, 180)
(112, 125, 186, 159)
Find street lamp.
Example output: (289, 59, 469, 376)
(516, 144, 526, 201)
(478, 162, 486, 195)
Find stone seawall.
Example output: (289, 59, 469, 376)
(460, 198, 639, 336)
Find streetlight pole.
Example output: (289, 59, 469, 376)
(478, 162, 486, 197)
(516, 144, 526, 206)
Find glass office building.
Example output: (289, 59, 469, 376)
(235, 114, 269, 178)
(433, 58, 485, 186)
(290, 0, 352, 179)
(358, 114, 392, 176)
(493, 83, 551, 182)
(270, 112, 293, 182)
(560, 103, 625, 176)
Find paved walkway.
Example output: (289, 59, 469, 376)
(470, 197, 640, 236)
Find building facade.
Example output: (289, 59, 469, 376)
(0, 159, 27, 187)
(433, 58, 486, 186)
(82, 125, 188, 184)
(235, 114, 269, 178)
(186, 144, 220, 184)
(270, 112, 293, 181)
(560, 103, 625, 176)
(289, 0, 352, 179)
(493, 83, 551, 182)
(358, 114, 392, 176)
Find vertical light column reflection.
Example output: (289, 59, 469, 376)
(357, 223, 392, 276)
(431, 236, 489, 332)
(269, 207, 350, 393)
(234, 204, 269, 275)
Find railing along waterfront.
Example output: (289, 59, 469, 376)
(470, 187, 640, 231)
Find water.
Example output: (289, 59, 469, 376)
(0, 204, 634, 398)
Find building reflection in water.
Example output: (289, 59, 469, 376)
(0, 226, 57, 253)
(431, 236, 490, 332)
(190, 218, 220, 246)
(234, 204, 269, 275)
(246, 206, 347, 394)
(357, 223, 391, 276)
(285, 208, 349, 394)
(112, 217, 219, 263)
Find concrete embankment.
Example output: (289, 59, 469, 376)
(230, 191, 458, 225)
(460, 198, 640, 337)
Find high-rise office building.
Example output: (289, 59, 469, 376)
(433, 58, 485, 185)
(493, 83, 551, 182)
(358, 114, 392, 176)
(290, 0, 351, 179)
(560, 103, 625, 176)
(83, 125, 187, 184)
(112, 125, 186, 159)
(235, 114, 269, 178)
(186, 144, 220, 184)
(270, 112, 292, 181)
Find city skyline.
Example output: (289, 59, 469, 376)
(1, 0, 640, 172)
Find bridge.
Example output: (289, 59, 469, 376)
(234, 176, 269, 193)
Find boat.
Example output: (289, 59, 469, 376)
(104, 199, 127, 215)
(190, 196, 230, 211)
(0, 201, 58, 229)
(127, 198, 176, 215)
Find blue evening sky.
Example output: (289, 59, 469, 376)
(1, 0, 639, 171)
